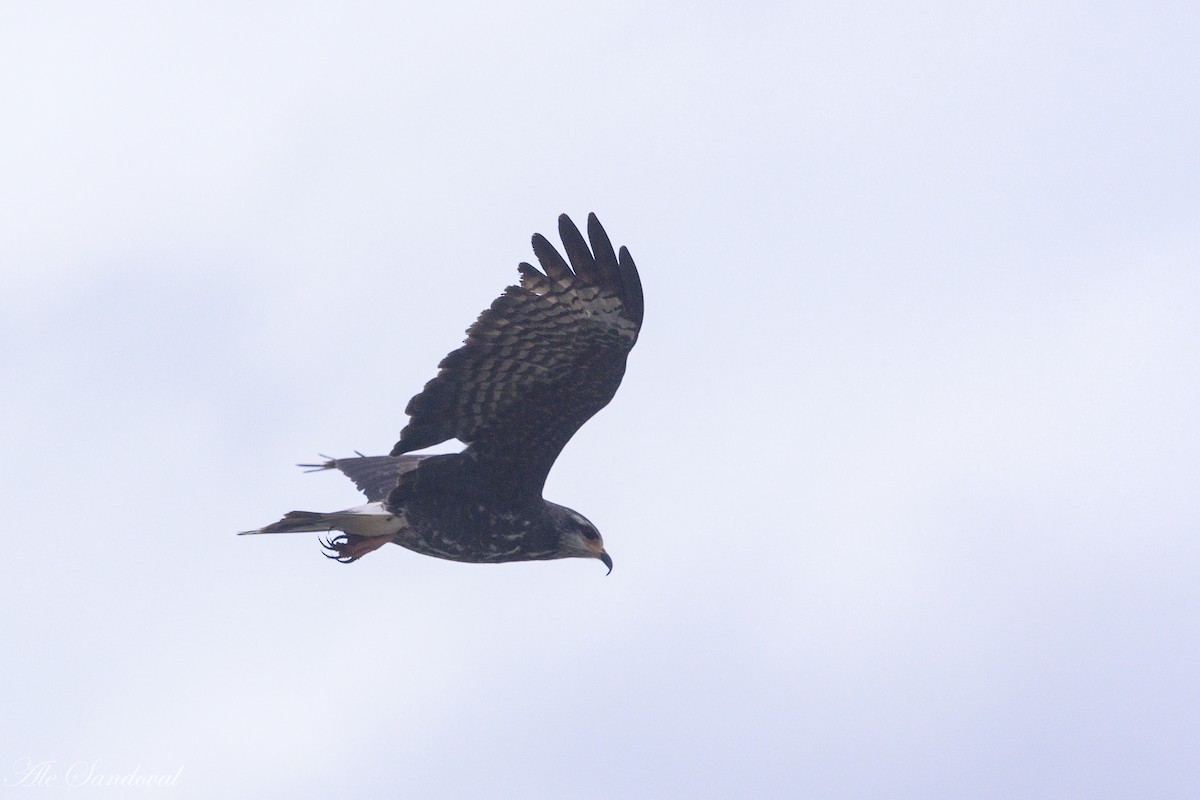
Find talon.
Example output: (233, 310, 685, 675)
(317, 532, 391, 564)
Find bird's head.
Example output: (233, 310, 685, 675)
(547, 503, 613, 574)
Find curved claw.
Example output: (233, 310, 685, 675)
(319, 532, 375, 564)
(319, 535, 351, 562)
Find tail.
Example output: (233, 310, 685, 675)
(238, 502, 403, 563)
(238, 510, 338, 535)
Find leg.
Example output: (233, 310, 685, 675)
(320, 534, 392, 563)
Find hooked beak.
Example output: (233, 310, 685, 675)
(599, 551, 613, 575)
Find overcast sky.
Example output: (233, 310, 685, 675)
(2, 2, 1198, 797)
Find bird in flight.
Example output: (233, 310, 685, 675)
(240, 213, 643, 573)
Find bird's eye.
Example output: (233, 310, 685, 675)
(583, 529, 598, 540)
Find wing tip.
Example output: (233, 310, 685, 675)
(617, 245, 644, 327)
(557, 212, 642, 326)
(557, 213, 598, 282)
(531, 231, 573, 282)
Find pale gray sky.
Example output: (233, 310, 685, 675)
(2, 2, 1198, 797)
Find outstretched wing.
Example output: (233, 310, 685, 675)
(390, 213, 643, 498)
(302, 454, 431, 503)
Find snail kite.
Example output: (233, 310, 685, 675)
(240, 213, 642, 573)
